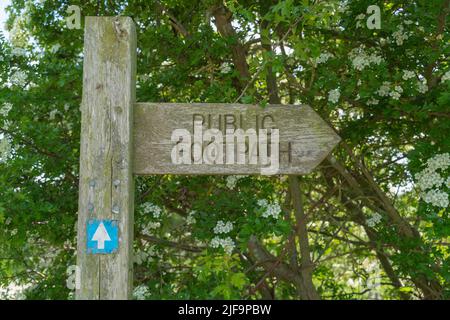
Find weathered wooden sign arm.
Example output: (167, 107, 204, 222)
(133, 103, 340, 175)
(76, 17, 339, 300)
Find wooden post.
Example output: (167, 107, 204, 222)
(76, 16, 136, 300)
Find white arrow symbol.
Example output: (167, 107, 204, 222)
(91, 222, 111, 250)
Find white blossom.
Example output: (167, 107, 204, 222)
(140, 202, 163, 218)
(402, 70, 415, 81)
(367, 98, 379, 106)
(376, 82, 402, 100)
(0, 282, 30, 300)
(349, 46, 383, 71)
(415, 153, 450, 209)
(377, 81, 391, 97)
(392, 25, 409, 45)
(133, 285, 149, 300)
(257, 199, 268, 207)
(390, 86, 403, 100)
(0, 138, 11, 162)
(366, 213, 382, 227)
(50, 43, 61, 53)
(49, 109, 58, 120)
(210, 236, 235, 255)
(142, 221, 161, 235)
(257, 199, 282, 219)
(356, 14, 365, 28)
(417, 80, 428, 94)
(421, 189, 449, 208)
(213, 220, 233, 234)
(315, 52, 333, 64)
(11, 48, 26, 57)
(426, 153, 450, 171)
(338, 3, 349, 13)
(226, 175, 246, 189)
(220, 62, 232, 73)
(415, 169, 444, 190)
(441, 70, 450, 82)
(186, 210, 196, 225)
(10, 70, 27, 86)
(134, 250, 150, 265)
(328, 89, 340, 104)
(0, 103, 12, 117)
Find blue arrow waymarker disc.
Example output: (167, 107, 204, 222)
(86, 219, 119, 254)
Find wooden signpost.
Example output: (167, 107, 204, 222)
(76, 17, 340, 300)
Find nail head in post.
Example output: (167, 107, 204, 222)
(89, 180, 96, 188)
(112, 205, 120, 214)
(113, 180, 121, 187)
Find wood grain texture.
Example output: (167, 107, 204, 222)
(133, 103, 340, 175)
(76, 16, 135, 300)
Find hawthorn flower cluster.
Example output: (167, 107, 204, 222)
(416, 171, 443, 190)
(376, 81, 403, 100)
(0, 282, 29, 300)
(417, 80, 428, 94)
(426, 153, 450, 171)
(143, 221, 161, 233)
(220, 62, 232, 74)
(141, 202, 162, 218)
(10, 69, 27, 87)
(366, 98, 379, 106)
(141, 202, 162, 235)
(355, 13, 366, 28)
(415, 153, 450, 208)
(213, 220, 233, 234)
(328, 89, 340, 104)
(442, 71, 450, 82)
(421, 190, 449, 209)
(226, 175, 247, 189)
(315, 52, 333, 64)
(133, 285, 150, 300)
(11, 47, 27, 57)
(0, 138, 11, 162)
(49, 109, 59, 120)
(134, 250, 150, 265)
(210, 219, 235, 254)
(348, 46, 383, 71)
(402, 70, 415, 81)
(50, 43, 61, 54)
(186, 210, 196, 225)
(401, 70, 428, 94)
(0, 103, 12, 118)
(392, 25, 410, 45)
(257, 199, 282, 219)
(366, 212, 382, 227)
(210, 236, 235, 255)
